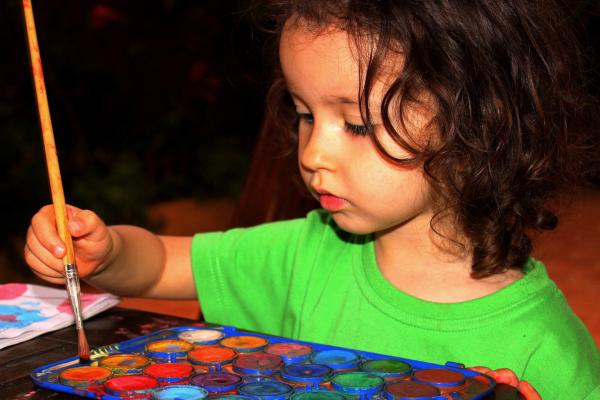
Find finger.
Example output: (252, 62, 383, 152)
(517, 381, 542, 400)
(65, 204, 83, 219)
(30, 206, 66, 258)
(68, 209, 107, 242)
(24, 242, 64, 281)
(32, 269, 66, 285)
(468, 366, 492, 374)
(488, 368, 519, 387)
(26, 226, 65, 273)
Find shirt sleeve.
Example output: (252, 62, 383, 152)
(522, 296, 600, 399)
(584, 385, 600, 400)
(190, 214, 311, 334)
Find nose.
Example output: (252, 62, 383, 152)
(298, 119, 338, 173)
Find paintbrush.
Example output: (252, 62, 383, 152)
(22, 0, 90, 363)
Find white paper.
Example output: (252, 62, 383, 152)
(0, 283, 119, 350)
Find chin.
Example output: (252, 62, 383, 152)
(330, 213, 376, 236)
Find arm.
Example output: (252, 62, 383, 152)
(25, 205, 197, 300)
(86, 226, 196, 299)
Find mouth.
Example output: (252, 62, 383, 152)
(318, 193, 347, 212)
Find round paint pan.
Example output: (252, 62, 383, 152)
(360, 359, 412, 380)
(289, 390, 347, 400)
(383, 381, 444, 400)
(412, 368, 466, 389)
(58, 366, 112, 388)
(145, 339, 194, 363)
(265, 342, 312, 365)
(237, 381, 294, 400)
(188, 346, 238, 372)
(240, 375, 281, 384)
(211, 396, 255, 399)
(233, 353, 283, 376)
(143, 362, 194, 385)
(309, 349, 360, 370)
(280, 364, 333, 389)
(178, 329, 226, 345)
(220, 335, 269, 353)
(98, 353, 151, 375)
(190, 371, 242, 394)
(330, 371, 385, 398)
(150, 384, 209, 400)
(103, 375, 159, 397)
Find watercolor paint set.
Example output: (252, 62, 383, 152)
(31, 325, 499, 399)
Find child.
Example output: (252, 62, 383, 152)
(25, 0, 599, 398)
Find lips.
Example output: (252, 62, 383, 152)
(319, 193, 347, 212)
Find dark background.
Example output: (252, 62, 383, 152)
(1, 0, 599, 282)
(1, 0, 273, 280)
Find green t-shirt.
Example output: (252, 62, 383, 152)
(192, 210, 600, 399)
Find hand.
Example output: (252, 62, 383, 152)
(24, 204, 114, 284)
(469, 366, 541, 400)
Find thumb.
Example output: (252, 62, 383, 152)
(488, 368, 519, 387)
(67, 209, 106, 241)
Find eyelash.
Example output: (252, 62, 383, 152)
(295, 112, 372, 137)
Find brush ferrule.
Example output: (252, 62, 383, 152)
(64, 263, 84, 330)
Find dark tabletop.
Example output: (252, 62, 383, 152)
(0, 307, 196, 399)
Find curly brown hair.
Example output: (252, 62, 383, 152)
(254, 0, 597, 277)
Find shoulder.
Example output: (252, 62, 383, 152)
(191, 209, 338, 253)
(223, 209, 340, 243)
(524, 327, 600, 398)
(516, 261, 600, 398)
(510, 259, 593, 344)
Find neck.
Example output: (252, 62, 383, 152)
(373, 215, 522, 303)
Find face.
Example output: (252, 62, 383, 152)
(279, 20, 436, 236)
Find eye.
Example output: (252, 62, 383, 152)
(295, 112, 314, 125)
(344, 122, 372, 136)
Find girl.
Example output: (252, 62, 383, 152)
(25, 0, 600, 398)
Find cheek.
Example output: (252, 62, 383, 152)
(361, 162, 432, 208)
(375, 127, 415, 159)
(375, 100, 437, 158)
(374, 128, 414, 160)
(296, 127, 312, 156)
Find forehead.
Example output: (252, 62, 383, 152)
(279, 20, 360, 102)
(279, 19, 404, 108)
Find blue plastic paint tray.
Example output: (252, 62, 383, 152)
(31, 324, 497, 399)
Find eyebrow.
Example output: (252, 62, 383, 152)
(287, 89, 358, 105)
(287, 89, 381, 114)
(329, 96, 383, 115)
(329, 95, 358, 105)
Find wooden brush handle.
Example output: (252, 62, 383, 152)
(23, 0, 75, 265)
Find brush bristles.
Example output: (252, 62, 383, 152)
(78, 329, 90, 364)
